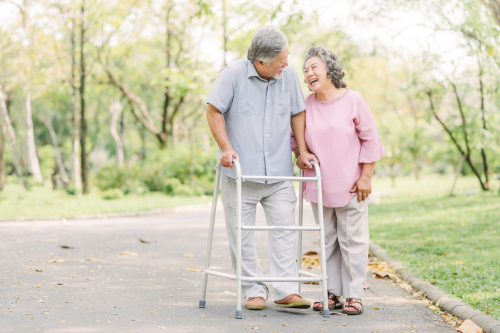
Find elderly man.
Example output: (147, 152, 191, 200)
(206, 25, 317, 311)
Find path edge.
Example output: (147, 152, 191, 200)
(0, 202, 213, 223)
(369, 240, 500, 333)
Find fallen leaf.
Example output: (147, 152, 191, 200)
(36, 269, 42, 272)
(373, 307, 380, 310)
(183, 253, 195, 257)
(200, 315, 204, 318)
(330, 312, 347, 315)
(111, 313, 117, 315)
(303, 251, 318, 256)
(86, 257, 99, 261)
(120, 251, 139, 257)
(95, 320, 101, 322)
(48, 258, 66, 263)
(71, 275, 83, 278)
(59, 245, 74, 249)
(138, 238, 151, 243)
(36, 284, 41, 288)
(398, 283, 414, 293)
(49, 282, 63, 285)
(183, 267, 202, 272)
(282, 324, 289, 326)
(456, 320, 482, 333)
(159, 326, 166, 329)
(59, 320, 66, 323)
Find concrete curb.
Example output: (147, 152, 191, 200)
(0, 202, 213, 223)
(370, 241, 500, 333)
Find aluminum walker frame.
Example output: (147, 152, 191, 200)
(199, 159, 329, 319)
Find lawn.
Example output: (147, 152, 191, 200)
(0, 184, 211, 218)
(370, 174, 500, 319)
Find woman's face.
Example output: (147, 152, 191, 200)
(304, 56, 329, 93)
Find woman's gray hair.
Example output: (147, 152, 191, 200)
(247, 25, 288, 65)
(303, 46, 346, 89)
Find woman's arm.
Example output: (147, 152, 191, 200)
(350, 162, 376, 202)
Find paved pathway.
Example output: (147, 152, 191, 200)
(0, 202, 457, 333)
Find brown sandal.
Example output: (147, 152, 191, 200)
(341, 298, 363, 315)
(312, 293, 343, 311)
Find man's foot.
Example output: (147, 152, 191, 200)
(245, 297, 265, 310)
(274, 294, 311, 309)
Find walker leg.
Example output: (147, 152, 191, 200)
(235, 171, 243, 319)
(314, 163, 329, 318)
(297, 170, 304, 294)
(199, 164, 222, 308)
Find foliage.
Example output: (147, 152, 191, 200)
(100, 188, 124, 200)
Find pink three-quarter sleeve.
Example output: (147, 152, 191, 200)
(354, 96, 386, 163)
(290, 130, 299, 151)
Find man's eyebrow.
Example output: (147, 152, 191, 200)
(280, 52, 290, 61)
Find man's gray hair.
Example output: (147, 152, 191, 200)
(247, 25, 288, 65)
(303, 46, 347, 89)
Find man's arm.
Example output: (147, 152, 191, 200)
(291, 111, 319, 169)
(206, 103, 239, 169)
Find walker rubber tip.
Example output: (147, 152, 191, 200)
(322, 312, 330, 318)
(199, 300, 206, 308)
(235, 310, 242, 319)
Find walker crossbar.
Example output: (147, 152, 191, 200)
(199, 159, 330, 319)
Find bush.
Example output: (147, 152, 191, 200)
(101, 188, 124, 200)
(163, 178, 181, 195)
(95, 163, 142, 194)
(173, 184, 195, 196)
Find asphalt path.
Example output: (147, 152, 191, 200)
(0, 201, 457, 333)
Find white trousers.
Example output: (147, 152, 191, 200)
(311, 195, 369, 299)
(220, 173, 299, 301)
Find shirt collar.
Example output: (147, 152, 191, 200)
(247, 60, 261, 79)
(247, 60, 280, 83)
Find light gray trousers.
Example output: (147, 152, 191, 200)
(220, 173, 299, 301)
(311, 195, 369, 299)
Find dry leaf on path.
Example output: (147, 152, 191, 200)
(86, 257, 99, 261)
(138, 238, 151, 243)
(59, 245, 74, 249)
(120, 251, 139, 257)
(373, 271, 402, 283)
(183, 267, 202, 272)
(398, 283, 414, 293)
(456, 319, 483, 333)
(330, 312, 347, 315)
(303, 251, 318, 256)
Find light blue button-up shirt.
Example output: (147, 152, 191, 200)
(206, 59, 306, 183)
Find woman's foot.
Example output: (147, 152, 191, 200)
(312, 293, 343, 311)
(274, 294, 311, 309)
(341, 298, 363, 315)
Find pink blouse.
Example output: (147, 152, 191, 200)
(291, 89, 386, 208)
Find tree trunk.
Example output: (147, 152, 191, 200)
(478, 71, 489, 190)
(40, 117, 69, 183)
(70, 14, 81, 195)
(0, 86, 23, 184)
(0, 115, 6, 191)
(80, 1, 88, 194)
(24, 94, 43, 182)
(109, 100, 125, 168)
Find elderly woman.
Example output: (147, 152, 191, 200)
(291, 46, 385, 315)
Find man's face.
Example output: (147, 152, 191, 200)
(255, 47, 289, 80)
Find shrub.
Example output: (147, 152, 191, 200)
(173, 184, 195, 196)
(101, 188, 124, 200)
(163, 178, 181, 195)
(95, 163, 142, 194)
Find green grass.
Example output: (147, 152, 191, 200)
(370, 174, 500, 319)
(0, 184, 211, 218)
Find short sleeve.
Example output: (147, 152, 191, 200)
(206, 67, 234, 114)
(287, 66, 306, 115)
(353, 95, 386, 163)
